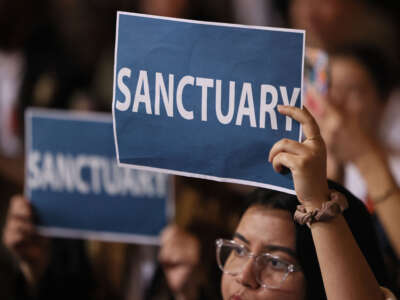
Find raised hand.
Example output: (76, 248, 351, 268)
(158, 225, 200, 297)
(2, 195, 50, 286)
(268, 105, 330, 209)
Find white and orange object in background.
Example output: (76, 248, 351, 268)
(0, 50, 24, 157)
(382, 88, 400, 153)
(303, 47, 329, 118)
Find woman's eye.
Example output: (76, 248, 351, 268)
(268, 258, 287, 270)
(233, 247, 246, 257)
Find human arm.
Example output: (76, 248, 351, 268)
(319, 101, 400, 258)
(326, 153, 345, 184)
(2, 195, 51, 292)
(269, 105, 384, 300)
(353, 143, 400, 257)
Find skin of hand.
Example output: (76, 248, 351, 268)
(268, 105, 330, 210)
(158, 224, 201, 300)
(2, 195, 50, 287)
(317, 99, 379, 165)
(313, 82, 400, 260)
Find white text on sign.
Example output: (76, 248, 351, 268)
(28, 151, 167, 198)
(116, 68, 300, 131)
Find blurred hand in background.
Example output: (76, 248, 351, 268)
(158, 224, 201, 300)
(2, 195, 50, 288)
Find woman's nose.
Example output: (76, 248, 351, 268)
(236, 259, 259, 289)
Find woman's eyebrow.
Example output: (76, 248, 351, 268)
(233, 232, 250, 245)
(233, 234, 297, 259)
(263, 245, 297, 259)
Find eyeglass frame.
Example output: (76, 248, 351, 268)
(216, 238, 301, 289)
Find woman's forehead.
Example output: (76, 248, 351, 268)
(236, 207, 296, 250)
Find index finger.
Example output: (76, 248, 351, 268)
(277, 105, 321, 139)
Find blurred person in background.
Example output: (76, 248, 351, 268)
(0, 0, 49, 296)
(272, 0, 400, 157)
(0, 0, 120, 188)
(1, 177, 245, 300)
(2, 195, 94, 300)
(274, 0, 399, 57)
(157, 225, 203, 300)
(0, 0, 45, 196)
(0, 1, 134, 298)
(137, 0, 234, 25)
(279, 0, 400, 290)
(145, 223, 223, 300)
(229, 0, 284, 27)
(309, 44, 400, 292)
(0, 1, 240, 299)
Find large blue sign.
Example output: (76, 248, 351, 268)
(113, 12, 305, 194)
(25, 109, 172, 244)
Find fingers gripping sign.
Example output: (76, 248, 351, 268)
(268, 105, 330, 208)
(3, 196, 35, 256)
(2, 195, 51, 285)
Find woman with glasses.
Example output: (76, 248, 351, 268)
(217, 105, 396, 300)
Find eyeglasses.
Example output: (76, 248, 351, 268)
(216, 239, 300, 289)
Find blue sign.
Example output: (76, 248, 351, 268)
(25, 109, 172, 244)
(113, 12, 305, 194)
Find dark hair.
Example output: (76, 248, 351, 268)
(271, 0, 400, 27)
(329, 44, 398, 101)
(243, 181, 388, 300)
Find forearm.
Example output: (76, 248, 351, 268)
(311, 216, 383, 300)
(326, 154, 344, 184)
(354, 146, 400, 257)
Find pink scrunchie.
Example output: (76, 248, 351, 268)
(294, 191, 348, 226)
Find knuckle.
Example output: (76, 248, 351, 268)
(293, 106, 302, 113)
(276, 152, 286, 161)
(10, 195, 24, 207)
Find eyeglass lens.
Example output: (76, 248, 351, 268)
(218, 242, 290, 288)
